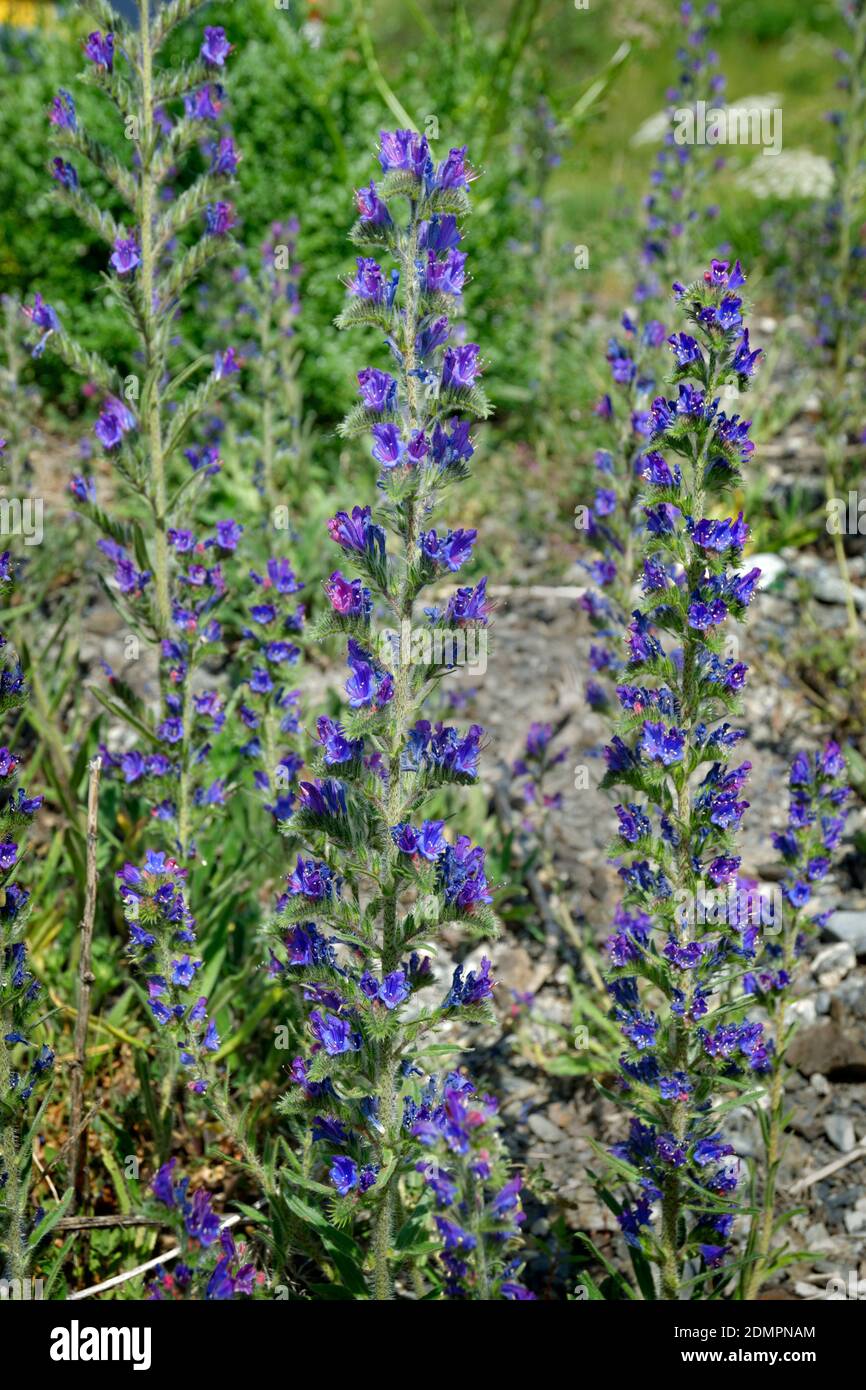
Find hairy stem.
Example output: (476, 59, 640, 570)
(138, 0, 170, 637)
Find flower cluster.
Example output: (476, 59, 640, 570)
(598, 260, 771, 1296)
(144, 1159, 260, 1300)
(116, 852, 221, 1094)
(96, 518, 242, 856)
(411, 1071, 534, 1299)
(237, 555, 306, 824)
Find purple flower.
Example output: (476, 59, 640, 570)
(436, 145, 470, 189)
(327, 505, 385, 558)
(691, 512, 748, 553)
(201, 26, 232, 67)
(298, 779, 348, 821)
(392, 819, 446, 861)
(288, 859, 339, 903)
(437, 837, 492, 912)
(185, 85, 223, 121)
(357, 368, 397, 413)
(443, 577, 490, 627)
(94, 398, 135, 451)
(732, 328, 761, 377)
(379, 970, 410, 1010)
(329, 1156, 358, 1195)
(309, 1010, 358, 1057)
(420, 528, 476, 573)
(370, 422, 404, 468)
(48, 89, 76, 131)
(707, 855, 741, 886)
(205, 202, 236, 237)
(209, 136, 241, 176)
(378, 129, 430, 179)
(315, 716, 363, 766)
(356, 181, 392, 226)
(349, 257, 390, 302)
(22, 293, 61, 357)
(641, 720, 685, 765)
(325, 571, 370, 619)
(424, 248, 466, 296)
(110, 235, 141, 277)
(442, 344, 481, 391)
(84, 31, 114, 72)
(50, 158, 78, 191)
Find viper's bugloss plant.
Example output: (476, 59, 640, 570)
(144, 1159, 261, 1299)
(27, 0, 243, 862)
(741, 743, 851, 1299)
(0, 545, 52, 1287)
(267, 129, 515, 1301)
(412, 1070, 534, 1299)
(598, 259, 769, 1299)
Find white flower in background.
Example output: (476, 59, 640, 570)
(738, 149, 834, 200)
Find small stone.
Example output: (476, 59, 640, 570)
(844, 1210, 866, 1235)
(787, 1020, 866, 1079)
(824, 1114, 856, 1153)
(809, 562, 866, 610)
(750, 552, 787, 589)
(810, 1073, 831, 1096)
(822, 911, 866, 956)
(804, 1221, 833, 1250)
(788, 998, 817, 1027)
(812, 943, 856, 989)
(527, 1111, 567, 1144)
(793, 1281, 824, 1300)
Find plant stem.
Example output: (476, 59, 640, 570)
(0, 1122, 29, 1287)
(68, 755, 102, 1211)
(138, 0, 170, 637)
